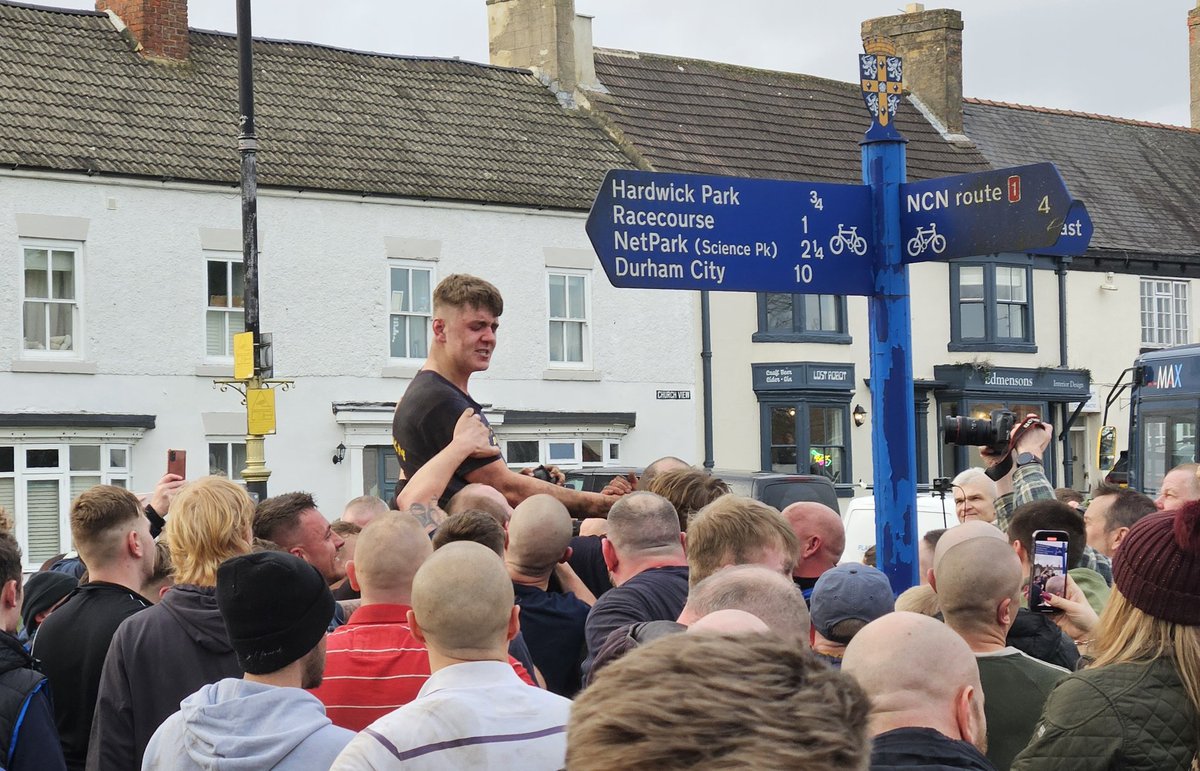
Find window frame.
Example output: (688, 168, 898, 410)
(0, 441, 131, 570)
(20, 239, 83, 359)
(758, 399, 854, 497)
(948, 261, 1037, 353)
(753, 293, 851, 344)
(207, 440, 247, 483)
(546, 269, 592, 369)
(387, 261, 436, 362)
(204, 249, 245, 359)
(1139, 278, 1191, 349)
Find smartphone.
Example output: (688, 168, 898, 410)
(1029, 529, 1069, 613)
(166, 449, 187, 479)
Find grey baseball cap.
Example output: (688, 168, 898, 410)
(810, 563, 895, 643)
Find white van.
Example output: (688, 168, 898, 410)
(842, 494, 959, 563)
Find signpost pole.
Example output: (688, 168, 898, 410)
(860, 41, 918, 593)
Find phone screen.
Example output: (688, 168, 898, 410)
(1030, 531, 1068, 613)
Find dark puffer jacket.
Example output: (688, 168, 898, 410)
(1012, 657, 1198, 770)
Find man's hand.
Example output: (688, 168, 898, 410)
(148, 473, 186, 516)
(1014, 414, 1053, 458)
(1042, 574, 1099, 641)
(600, 472, 637, 497)
(451, 408, 501, 459)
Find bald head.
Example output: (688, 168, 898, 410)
(411, 541, 514, 658)
(606, 492, 683, 557)
(678, 565, 810, 642)
(341, 495, 390, 528)
(351, 511, 433, 602)
(687, 609, 769, 635)
(506, 495, 572, 577)
(639, 456, 690, 489)
(936, 538, 1022, 636)
(446, 483, 511, 526)
(782, 501, 845, 577)
(930, 521, 1007, 588)
(843, 612, 985, 747)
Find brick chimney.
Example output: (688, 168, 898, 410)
(862, 3, 963, 136)
(1191, 1, 1200, 128)
(487, 0, 578, 94)
(96, 0, 188, 62)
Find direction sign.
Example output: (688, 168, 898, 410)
(1033, 201, 1094, 257)
(586, 169, 876, 295)
(899, 163, 1074, 263)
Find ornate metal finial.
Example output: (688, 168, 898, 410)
(859, 37, 904, 138)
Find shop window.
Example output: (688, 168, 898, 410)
(764, 403, 850, 485)
(754, 293, 850, 343)
(949, 263, 1035, 352)
(208, 442, 247, 482)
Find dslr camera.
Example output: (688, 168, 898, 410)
(943, 409, 1016, 454)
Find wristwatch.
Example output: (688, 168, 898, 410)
(1016, 452, 1042, 468)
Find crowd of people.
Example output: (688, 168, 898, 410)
(0, 273, 1195, 769)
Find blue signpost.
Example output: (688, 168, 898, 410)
(587, 171, 876, 296)
(584, 41, 1091, 594)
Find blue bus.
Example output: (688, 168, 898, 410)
(1109, 344, 1200, 494)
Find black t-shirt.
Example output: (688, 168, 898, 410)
(582, 565, 689, 678)
(567, 535, 613, 599)
(512, 583, 590, 698)
(33, 582, 152, 771)
(392, 370, 502, 508)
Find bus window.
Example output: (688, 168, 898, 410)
(1140, 412, 1196, 494)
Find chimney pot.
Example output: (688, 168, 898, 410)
(906, 3, 925, 12)
(862, 7, 964, 136)
(96, 0, 188, 61)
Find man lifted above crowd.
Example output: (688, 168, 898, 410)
(391, 274, 618, 517)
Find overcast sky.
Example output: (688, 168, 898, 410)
(32, 0, 1198, 126)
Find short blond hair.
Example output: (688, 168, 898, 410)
(70, 485, 143, 568)
(686, 495, 799, 588)
(568, 633, 869, 769)
(166, 476, 254, 587)
(433, 274, 503, 316)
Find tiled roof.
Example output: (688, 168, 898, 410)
(0, 2, 633, 209)
(964, 99, 1200, 260)
(588, 49, 991, 184)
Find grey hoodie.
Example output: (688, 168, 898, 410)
(142, 678, 353, 770)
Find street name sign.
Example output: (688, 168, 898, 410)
(900, 163, 1074, 263)
(586, 169, 876, 296)
(1033, 201, 1094, 257)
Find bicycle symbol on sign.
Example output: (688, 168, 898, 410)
(828, 225, 868, 256)
(906, 222, 947, 258)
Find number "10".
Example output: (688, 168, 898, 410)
(794, 263, 813, 283)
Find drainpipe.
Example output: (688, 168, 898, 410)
(701, 291, 715, 469)
(1057, 256, 1071, 488)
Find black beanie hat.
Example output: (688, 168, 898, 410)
(21, 572, 78, 634)
(216, 551, 335, 675)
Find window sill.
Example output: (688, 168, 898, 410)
(195, 364, 233, 378)
(752, 332, 852, 345)
(382, 364, 422, 379)
(947, 342, 1038, 354)
(542, 368, 602, 381)
(11, 359, 97, 375)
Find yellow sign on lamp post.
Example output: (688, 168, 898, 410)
(247, 387, 276, 436)
(233, 331, 255, 380)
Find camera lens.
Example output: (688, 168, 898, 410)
(943, 415, 995, 446)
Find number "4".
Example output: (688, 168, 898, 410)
(1038, 195, 1050, 214)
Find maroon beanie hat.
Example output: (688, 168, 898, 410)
(1112, 500, 1200, 625)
